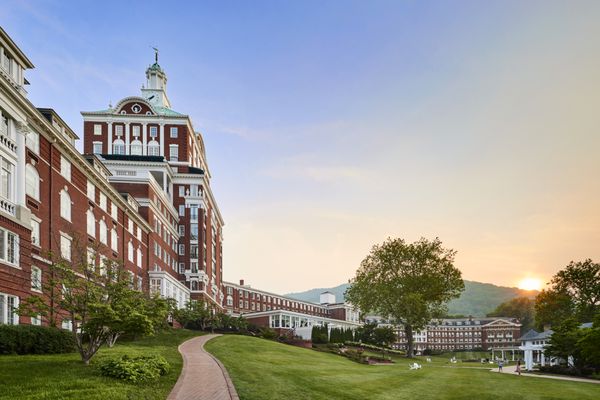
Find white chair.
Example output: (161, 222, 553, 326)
(409, 363, 422, 370)
(426, 358, 432, 363)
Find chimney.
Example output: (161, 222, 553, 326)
(239, 279, 245, 286)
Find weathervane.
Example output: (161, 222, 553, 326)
(152, 46, 159, 64)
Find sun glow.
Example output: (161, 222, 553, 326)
(518, 278, 543, 291)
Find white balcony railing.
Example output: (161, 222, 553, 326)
(0, 197, 16, 216)
(0, 129, 17, 154)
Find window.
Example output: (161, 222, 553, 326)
(94, 124, 102, 135)
(111, 228, 118, 252)
(0, 157, 14, 201)
(170, 127, 178, 138)
(130, 140, 142, 155)
(60, 156, 71, 181)
(113, 139, 125, 155)
(87, 181, 95, 201)
(178, 244, 184, 255)
(31, 314, 41, 325)
(86, 209, 95, 237)
(179, 205, 185, 216)
(30, 218, 40, 247)
(149, 126, 158, 138)
(61, 319, 72, 331)
(148, 141, 159, 156)
(87, 248, 96, 268)
(0, 293, 19, 325)
(115, 125, 123, 136)
(111, 202, 118, 221)
(128, 241, 134, 262)
(178, 186, 185, 196)
(26, 131, 39, 154)
(99, 255, 107, 276)
(137, 248, 142, 267)
(98, 220, 107, 245)
(93, 142, 102, 154)
(60, 233, 71, 261)
(59, 189, 71, 221)
(25, 164, 39, 200)
(169, 145, 178, 161)
(178, 225, 185, 236)
(132, 125, 140, 137)
(99, 192, 107, 211)
(31, 266, 42, 292)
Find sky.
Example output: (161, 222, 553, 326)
(2, 0, 599, 294)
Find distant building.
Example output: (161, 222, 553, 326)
(519, 323, 592, 370)
(373, 317, 522, 354)
(223, 280, 361, 338)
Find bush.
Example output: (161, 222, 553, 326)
(344, 341, 405, 355)
(311, 325, 329, 344)
(99, 355, 170, 383)
(539, 365, 597, 378)
(0, 325, 75, 355)
(344, 349, 368, 364)
(257, 327, 278, 340)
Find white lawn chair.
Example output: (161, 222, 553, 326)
(409, 363, 422, 370)
(426, 358, 432, 363)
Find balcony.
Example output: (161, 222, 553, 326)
(0, 197, 16, 216)
(0, 128, 17, 154)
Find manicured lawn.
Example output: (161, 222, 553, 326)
(0, 329, 201, 400)
(205, 335, 600, 400)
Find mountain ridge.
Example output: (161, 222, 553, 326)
(285, 280, 537, 317)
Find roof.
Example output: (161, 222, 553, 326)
(519, 329, 540, 341)
(188, 166, 204, 175)
(100, 154, 166, 163)
(0, 26, 34, 68)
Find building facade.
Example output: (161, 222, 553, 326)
(222, 280, 361, 337)
(390, 317, 522, 353)
(0, 27, 226, 326)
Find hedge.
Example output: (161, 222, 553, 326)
(0, 325, 76, 355)
(99, 355, 170, 383)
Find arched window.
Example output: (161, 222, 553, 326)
(86, 209, 95, 237)
(111, 228, 118, 251)
(99, 220, 107, 245)
(25, 164, 40, 200)
(130, 140, 142, 155)
(60, 190, 71, 221)
(112, 139, 125, 155)
(147, 140, 160, 156)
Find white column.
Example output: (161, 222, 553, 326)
(159, 123, 164, 157)
(15, 123, 26, 206)
(125, 122, 130, 155)
(142, 123, 147, 155)
(107, 122, 113, 154)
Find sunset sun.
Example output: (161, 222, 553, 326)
(518, 278, 543, 291)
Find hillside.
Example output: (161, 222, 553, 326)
(286, 280, 537, 317)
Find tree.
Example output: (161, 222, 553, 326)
(535, 259, 599, 329)
(346, 237, 464, 357)
(487, 296, 535, 332)
(354, 322, 377, 344)
(545, 319, 587, 370)
(19, 241, 165, 365)
(173, 300, 210, 330)
(373, 326, 397, 358)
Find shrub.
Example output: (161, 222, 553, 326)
(257, 327, 278, 340)
(539, 365, 597, 378)
(344, 349, 368, 364)
(99, 355, 170, 383)
(311, 325, 329, 344)
(0, 325, 75, 355)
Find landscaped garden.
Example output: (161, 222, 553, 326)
(205, 335, 600, 400)
(0, 329, 200, 400)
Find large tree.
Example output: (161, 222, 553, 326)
(535, 259, 599, 329)
(487, 296, 535, 332)
(346, 237, 464, 357)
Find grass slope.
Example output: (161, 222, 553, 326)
(206, 335, 600, 400)
(0, 329, 200, 400)
(286, 280, 537, 317)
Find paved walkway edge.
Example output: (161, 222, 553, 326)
(167, 334, 240, 400)
(490, 365, 600, 384)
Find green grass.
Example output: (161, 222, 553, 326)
(205, 335, 600, 400)
(0, 329, 201, 400)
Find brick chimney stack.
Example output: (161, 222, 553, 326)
(239, 279, 245, 286)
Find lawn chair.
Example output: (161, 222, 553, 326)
(426, 358, 432, 363)
(409, 363, 421, 370)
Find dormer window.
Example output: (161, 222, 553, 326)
(131, 104, 142, 114)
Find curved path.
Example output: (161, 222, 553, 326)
(167, 334, 239, 400)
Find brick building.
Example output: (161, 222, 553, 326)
(223, 280, 361, 337)
(389, 317, 522, 354)
(0, 27, 225, 326)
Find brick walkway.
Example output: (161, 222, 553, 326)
(167, 334, 239, 400)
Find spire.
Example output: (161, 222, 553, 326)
(152, 46, 159, 64)
(142, 48, 171, 108)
